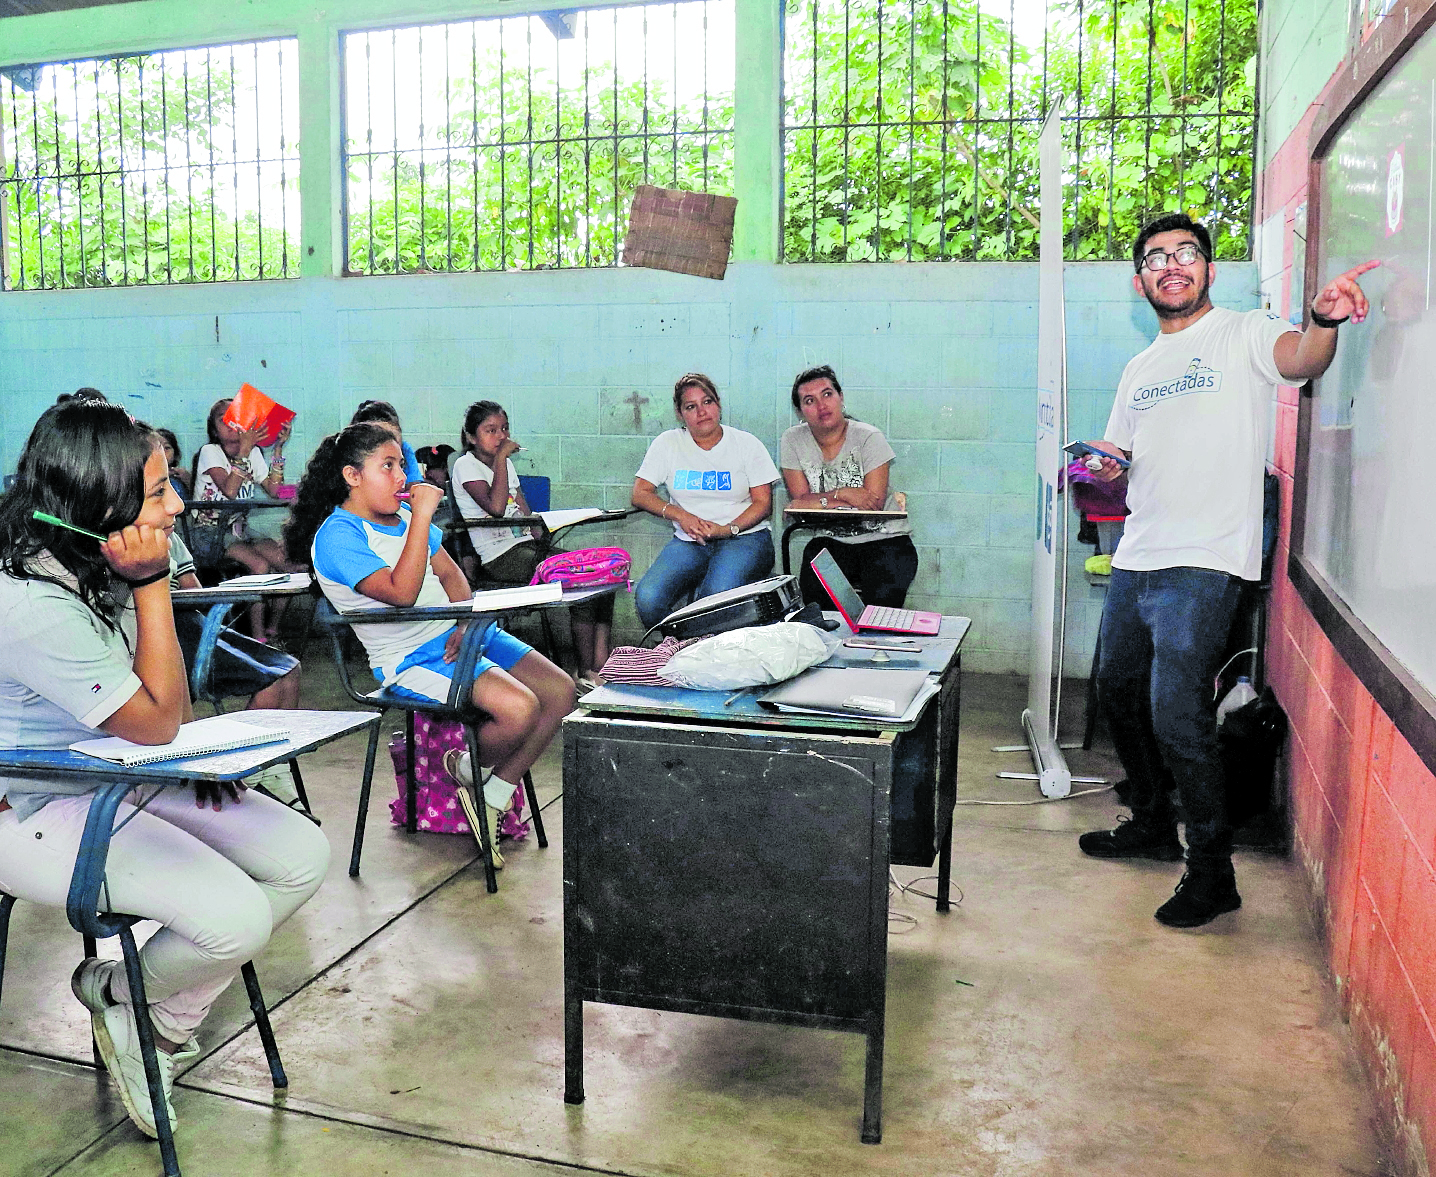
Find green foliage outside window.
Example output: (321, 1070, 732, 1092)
(344, 66, 733, 275)
(0, 1, 1255, 289)
(0, 45, 298, 291)
(783, 0, 1257, 262)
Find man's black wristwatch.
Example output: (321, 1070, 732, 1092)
(1310, 305, 1348, 329)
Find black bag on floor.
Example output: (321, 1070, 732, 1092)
(1218, 686, 1288, 828)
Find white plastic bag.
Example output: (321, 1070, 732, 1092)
(659, 623, 834, 691)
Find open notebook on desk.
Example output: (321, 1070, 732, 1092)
(71, 714, 291, 766)
(537, 508, 626, 532)
(471, 581, 563, 611)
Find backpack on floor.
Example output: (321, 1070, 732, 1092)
(530, 546, 631, 590)
(387, 713, 529, 840)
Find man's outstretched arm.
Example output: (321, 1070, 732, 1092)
(1275, 259, 1380, 382)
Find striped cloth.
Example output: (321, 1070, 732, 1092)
(598, 637, 703, 686)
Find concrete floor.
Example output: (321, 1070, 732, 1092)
(0, 656, 1388, 1177)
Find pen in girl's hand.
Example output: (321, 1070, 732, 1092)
(32, 510, 108, 542)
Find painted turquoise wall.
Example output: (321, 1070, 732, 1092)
(1259, 0, 1349, 170)
(0, 0, 1261, 671)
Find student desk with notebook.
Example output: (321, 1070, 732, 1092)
(561, 614, 969, 1145)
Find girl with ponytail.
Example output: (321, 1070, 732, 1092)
(287, 423, 573, 866)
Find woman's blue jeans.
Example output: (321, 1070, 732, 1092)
(634, 530, 775, 629)
(1096, 566, 1244, 875)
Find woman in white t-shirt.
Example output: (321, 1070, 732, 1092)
(780, 365, 918, 608)
(192, 397, 296, 642)
(630, 373, 779, 628)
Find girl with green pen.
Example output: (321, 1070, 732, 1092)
(0, 396, 329, 1140)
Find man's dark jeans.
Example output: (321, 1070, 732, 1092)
(1096, 565, 1244, 875)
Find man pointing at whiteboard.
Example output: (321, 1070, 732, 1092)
(1079, 211, 1377, 928)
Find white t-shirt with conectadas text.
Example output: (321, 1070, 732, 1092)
(1105, 305, 1296, 581)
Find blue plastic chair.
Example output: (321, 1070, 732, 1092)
(0, 780, 287, 1176)
(518, 474, 551, 513)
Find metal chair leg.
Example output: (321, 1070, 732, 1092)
(82, 932, 100, 1067)
(240, 962, 287, 1090)
(0, 893, 14, 1011)
(404, 711, 418, 834)
(117, 925, 181, 1177)
(286, 760, 318, 825)
(466, 725, 499, 894)
(523, 771, 548, 849)
(348, 722, 383, 878)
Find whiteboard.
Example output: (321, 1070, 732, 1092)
(1304, 25, 1436, 699)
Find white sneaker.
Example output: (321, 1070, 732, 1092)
(443, 750, 504, 869)
(71, 959, 176, 1139)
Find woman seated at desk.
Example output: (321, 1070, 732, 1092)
(0, 397, 329, 1139)
(780, 364, 918, 609)
(631, 373, 779, 629)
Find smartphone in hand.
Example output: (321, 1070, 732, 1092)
(1064, 440, 1130, 470)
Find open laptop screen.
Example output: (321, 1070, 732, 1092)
(808, 548, 867, 627)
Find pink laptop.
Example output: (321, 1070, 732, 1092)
(809, 549, 941, 636)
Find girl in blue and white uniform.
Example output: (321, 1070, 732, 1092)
(285, 423, 574, 861)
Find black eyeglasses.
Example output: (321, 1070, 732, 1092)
(1137, 242, 1208, 272)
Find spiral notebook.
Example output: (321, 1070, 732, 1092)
(71, 715, 291, 767)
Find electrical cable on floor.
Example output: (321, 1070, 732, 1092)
(888, 869, 962, 932)
(955, 784, 1114, 806)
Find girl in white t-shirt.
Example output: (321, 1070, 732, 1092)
(453, 400, 542, 583)
(286, 422, 574, 865)
(0, 397, 329, 1140)
(630, 373, 779, 628)
(192, 397, 297, 642)
(453, 400, 614, 684)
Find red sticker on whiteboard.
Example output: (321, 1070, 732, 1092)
(1386, 146, 1404, 236)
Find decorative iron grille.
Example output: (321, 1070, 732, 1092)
(0, 39, 300, 290)
(342, 1, 735, 275)
(782, 0, 1257, 263)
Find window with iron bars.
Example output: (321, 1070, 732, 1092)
(782, 0, 1257, 263)
(342, 1, 735, 275)
(0, 39, 299, 290)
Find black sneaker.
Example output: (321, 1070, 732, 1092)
(1154, 871, 1242, 928)
(1078, 816, 1184, 861)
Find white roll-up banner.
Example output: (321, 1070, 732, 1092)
(1023, 98, 1073, 800)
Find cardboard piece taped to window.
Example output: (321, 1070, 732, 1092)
(622, 185, 737, 280)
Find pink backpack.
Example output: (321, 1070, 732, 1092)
(530, 546, 631, 590)
(387, 714, 529, 840)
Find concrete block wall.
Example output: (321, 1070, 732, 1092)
(0, 258, 1260, 671)
(1259, 3, 1436, 1173)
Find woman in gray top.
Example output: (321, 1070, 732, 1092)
(779, 365, 919, 609)
(0, 397, 328, 1140)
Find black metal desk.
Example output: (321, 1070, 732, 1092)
(561, 616, 968, 1145)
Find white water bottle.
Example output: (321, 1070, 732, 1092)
(1216, 675, 1257, 725)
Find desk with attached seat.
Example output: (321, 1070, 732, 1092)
(0, 709, 378, 1177)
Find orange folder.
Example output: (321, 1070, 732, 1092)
(223, 383, 296, 448)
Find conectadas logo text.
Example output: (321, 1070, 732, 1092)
(1131, 358, 1222, 410)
